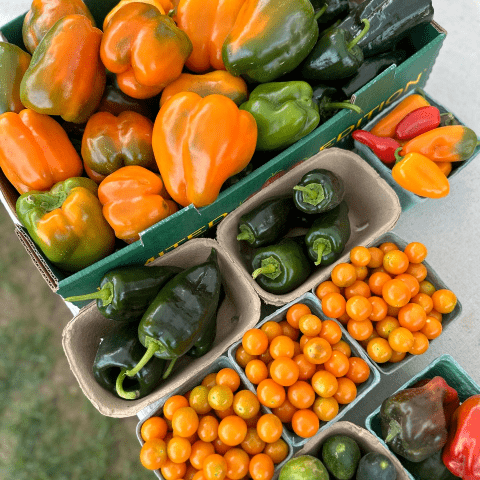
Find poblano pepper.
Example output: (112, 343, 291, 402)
(64, 265, 183, 322)
(293, 168, 345, 215)
(116, 249, 222, 399)
(311, 84, 362, 122)
(301, 19, 370, 81)
(310, 0, 350, 29)
(251, 237, 312, 295)
(239, 81, 320, 151)
(93, 322, 166, 400)
(305, 200, 351, 265)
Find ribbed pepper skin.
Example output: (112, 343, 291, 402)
(103, 0, 173, 30)
(20, 14, 106, 124)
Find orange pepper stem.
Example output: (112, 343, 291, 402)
(347, 18, 370, 51)
(314, 4, 328, 21)
(64, 283, 114, 304)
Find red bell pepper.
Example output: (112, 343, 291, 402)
(442, 394, 480, 480)
(352, 129, 400, 164)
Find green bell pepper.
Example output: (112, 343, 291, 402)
(93, 322, 166, 400)
(305, 200, 351, 266)
(301, 19, 370, 81)
(116, 249, 222, 399)
(222, 0, 319, 83)
(251, 237, 312, 295)
(240, 81, 320, 151)
(64, 265, 183, 322)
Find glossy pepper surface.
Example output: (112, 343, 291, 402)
(239, 81, 320, 151)
(81, 111, 156, 184)
(305, 200, 350, 266)
(401, 125, 479, 162)
(395, 106, 441, 141)
(20, 14, 105, 124)
(223, 0, 319, 83)
(103, 0, 173, 30)
(174, 0, 245, 73)
(98, 165, 178, 244)
(22, 0, 95, 54)
(93, 322, 166, 400)
(301, 19, 370, 81)
(0, 109, 83, 194)
(64, 265, 182, 322)
(115, 249, 222, 399)
(311, 84, 362, 123)
(352, 129, 400, 164)
(442, 394, 480, 480)
(293, 168, 345, 215)
(310, 0, 350, 30)
(0, 42, 31, 114)
(251, 237, 312, 294)
(402, 451, 461, 480)
(392, 149, 449, 198)
(153, 92, 257, 208)
(380, 376, 460, 463)
(16, 177, 116, 272)
(159, 71, 249, 107)
(237, 196, 296, 248)
(100, 3, 192, 99)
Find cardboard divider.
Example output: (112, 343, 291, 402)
(365, 354, 480, 480)
(216, 148, 401, 306)
(227, 293, 381, 448)
(61, 238, 262, 418)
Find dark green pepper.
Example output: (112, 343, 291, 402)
(237, 196, 296, 248)
(239, 81, 320, 151)
(310, 0, 350, 30)
(115, 249, 222, 399)
(64, 265, 183, 322)
(401, 451, 461, 480)
(293, 168, 345, 215)
(337, 0, 434, 58)
(251, 237, 312, 295)
(305, 200, 351, 265)
(311, 83, 362, 122)
(93, 322, 166, 400)
(301, 18, 370, 81)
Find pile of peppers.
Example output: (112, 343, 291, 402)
(65, 249, 223, 400)
(353, 93, 479, 199)
(380, 376, 480, 480)
(236, 168, 351, 294)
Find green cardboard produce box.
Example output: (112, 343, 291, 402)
(0, 1, 446, 301)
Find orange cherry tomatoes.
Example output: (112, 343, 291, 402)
(269, 335, 295, 359)
(350, 246, 371, 266)
(303, 337, 332, 364)
(291, 409, 320, 438)
(331, 263, 357, 287)
(398, 302, 427, 331)
(218, 415, 247, 447)
(431, 289, 457, 314)
(256, 379, 286, 409)
(404, 242, 428, 263)
(367, 337, 393, 363)
(311, 369, 338, 397)
(333, 377, 357, 404)
(346, 295, 373, 321)
(256, 413, 283, 443)
(140, 438, 167, 470)
(321, 292, 346, 319)
(388, 327, 414, 353)
(249, 453, 274, 480)
(346, 356, 370, 384)
(269, 356, 300, 387)
(382, 249, 409, 275)
(242, 329, 269, 356)
(313, 396, 339, 422)
(382, 278, 411, 307)
(224, 448, 250, 480)
(286, 303, 311, 328)
(141, 416, 168, 441)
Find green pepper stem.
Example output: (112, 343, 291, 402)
(315, 243, 326, 266)
(115, 369, 139, 400)
(293, 183, 326, 206)
(252, 264, 277, 279)
(237, 226, 255, 244)
(394, 147, 404, 164)
(162, 358, 178, 379)
(314, 4, 328, 21)
(322, 102, 363, 114)
(64, 282, 114, 305)
(347, 18, 370, 51)
(26, 190, 68, 212)
(384, 419, 403, 444)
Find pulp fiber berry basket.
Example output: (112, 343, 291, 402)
(227, 292, 381, 448)
(136, 355, 294, 480)
(365, 354, 480, 480)
(354, 89, 480, 212)
(360, 232, 462, 375)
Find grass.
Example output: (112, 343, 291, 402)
(0, 206, 153, 480)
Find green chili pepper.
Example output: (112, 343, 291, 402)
(293, 168, 346, 215)
(251, 237, 312, 295)
(64, 265, 183, 322)
(310, 0, 350, 29)
(93, 322, 166, 400)
(305, 200, 351, 266)
(237, 196, 296, 248)
(311, 83, 362, 122)
(115, 249, 222, 399)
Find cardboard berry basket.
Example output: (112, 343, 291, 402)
(216, 148, 401, 306)
(136, 355, 294, 480)
(354, 89, 480, 211)
(61, 238, 262, 418)
(0, 0, 446, 301)
(227, 292, 381, 448)
(365, 354, 480, 480)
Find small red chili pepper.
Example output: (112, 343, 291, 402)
(395, 106, 441, 140)
(352, 129, 400, 164)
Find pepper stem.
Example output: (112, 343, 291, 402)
(115, 369, 139, 400)
(293, 183, 326, 206)
(252, 256, 281, 280)
(64, 282, 114, 305)
(384, 419, 403, 444)
(26, 190, 68, 212)
(315, 243, 326, 265)
(323, 102, 363, 114)
(162, 358, 178, 379)
(314, 4, 328, 21)
(394, 147, 404, 164)
(347, 18, 370, 51)
(237, 225, 255, 244)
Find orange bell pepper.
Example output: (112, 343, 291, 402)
(370, 94, 430, 138)
(100, 2, 192, 100)
(98, 165, 178, 243)
(175, 0, 245, 73)
(0, 109, 83, 194)
(392, 148, 449, 199)
(401, 125, 479, 162)
(152, 92, 257, 208)
(103, 0, 173, 30)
